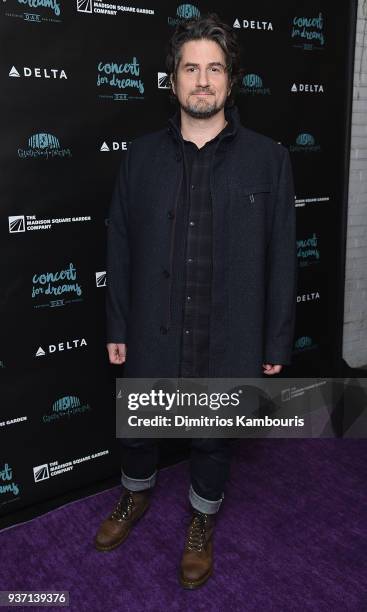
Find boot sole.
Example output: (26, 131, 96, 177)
(94, 500, 150, 552)
(179, 565, 213, 589)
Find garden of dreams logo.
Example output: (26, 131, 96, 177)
(18, 133, 72, 159)
(168, 4, 200, 27)
(290, 133, 321, 153)
(240, 74, 271, 95)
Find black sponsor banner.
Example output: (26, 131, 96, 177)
(0, 1, 357, 518)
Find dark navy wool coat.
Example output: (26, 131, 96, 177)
(105, 105, 297, 378)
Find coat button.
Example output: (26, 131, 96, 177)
(160, 326, 168, 334)
(167, 210, 175, 219)
(163, 269, 170, 278)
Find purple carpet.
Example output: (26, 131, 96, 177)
(0, 440, 366, 611)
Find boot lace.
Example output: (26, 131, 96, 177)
(110, 492, 134, 522)
(185, 511, 210, 552)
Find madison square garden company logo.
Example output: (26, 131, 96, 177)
(158, 72, 170, 89)
(239, 74, 271, 95)
(3, 0, 62, 23)
(291, 13, 325, 50)
(97, 58, 144, 101)
(290, 133, 321, 153)
(8, 214, 91, 233)
(295, 195, 330, 209)
(18, 132, 72, 159)
(95, 271, 106, 286)
(33, 450, 109, 482)
(77, 0, 92, 11)
(76, 0, 154, 16)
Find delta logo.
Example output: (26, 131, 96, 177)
(100, 140, 129, 152)
(168, 4, 200, 27)
(291, 83, 324, 94)
(35, 338, 88, 357)
(296, 291, 320, 303)
(233, 18, 273, 31)
(9, 65, 67, 79)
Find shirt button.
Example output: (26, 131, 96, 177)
(187, 258, 193, 264)
(189, 220, 195, 227)
(191, 184, 195, 190)
(186, 295, 192, 301)
(185, 329, 191, 335)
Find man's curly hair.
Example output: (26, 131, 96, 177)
(165, 13, 243, 107)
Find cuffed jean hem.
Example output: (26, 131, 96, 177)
(121, 467, 157, 492)
(189, 484, 224, 514)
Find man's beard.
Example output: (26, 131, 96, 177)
(180, 92, 226, 119)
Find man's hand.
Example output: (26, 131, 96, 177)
(262, 363, 283, 375)
(107, 343, 127, 365)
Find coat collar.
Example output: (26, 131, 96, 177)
(167, 104, 240, 146)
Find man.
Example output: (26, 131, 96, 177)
(94, 13, 297, 590)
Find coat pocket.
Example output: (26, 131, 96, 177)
(229, 182, 273, 262)
(240, 182, 272, 204)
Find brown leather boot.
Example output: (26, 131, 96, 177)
(94, 488, 151, 552)
(179, 509, 216, 589)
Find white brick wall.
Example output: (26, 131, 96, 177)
(343, 0, 367, 366)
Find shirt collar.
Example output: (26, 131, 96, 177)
(167, 104, 240, 145)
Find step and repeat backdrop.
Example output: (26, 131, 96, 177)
(0, 1, 357, 518)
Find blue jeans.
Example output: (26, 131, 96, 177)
(119, 436, 236, 514)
